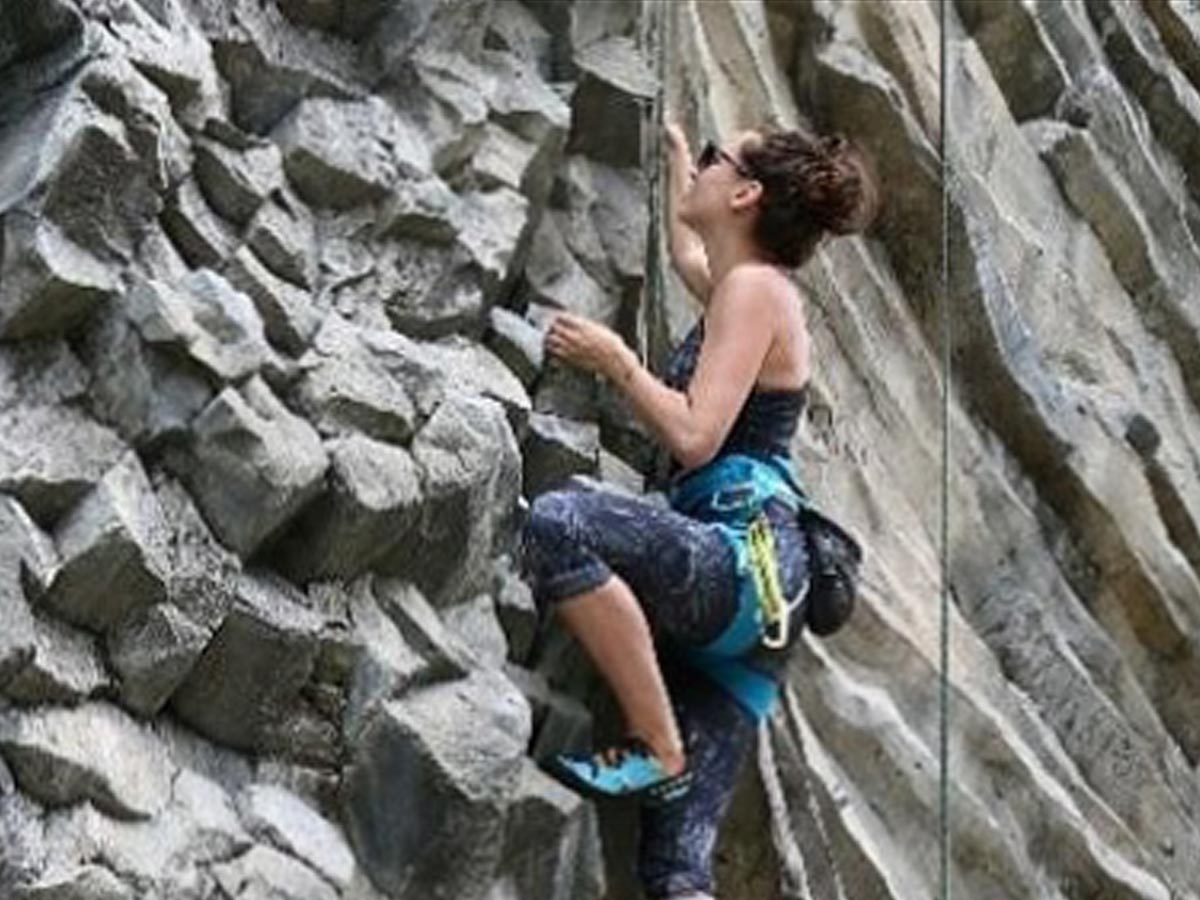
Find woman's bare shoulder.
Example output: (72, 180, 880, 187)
(713, 263, 802, 313)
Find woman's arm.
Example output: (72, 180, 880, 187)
(608, 266, 778, 470)
(665, 125, 713, 305)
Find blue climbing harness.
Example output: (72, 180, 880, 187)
(666, 452, 810, 721)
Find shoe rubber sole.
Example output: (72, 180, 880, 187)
(542, 756, 694, 806)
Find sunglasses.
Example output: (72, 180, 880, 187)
(697, 140, 754, 179)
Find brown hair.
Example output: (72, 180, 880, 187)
(740, 128, 882, 268)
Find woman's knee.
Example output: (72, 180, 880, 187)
(518, 487, 592, 589)
(522, 488, 580, 549)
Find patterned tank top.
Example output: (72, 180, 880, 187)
(660, 317, 808, 480)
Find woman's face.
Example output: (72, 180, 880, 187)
(679, 130, 762, 232)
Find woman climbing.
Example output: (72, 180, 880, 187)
(519, 119, 881, 899)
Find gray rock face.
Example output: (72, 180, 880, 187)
(246, 195, 317, 289)
(2, 613, 108, 707)
(378, 189, 533, 339)
(339, 576, 446, 744)
(194, 0, 361, 135)
(1, 54, 168, 283)
(0, 340, 90, 412)
(222, 245, 322, 357)
(76, 303, 216, 449)
(366, 0, 495, 81)
(371, 577, 475, 683)
(493, 761, 605, 900)
(95, 0, 224, 126)
(266, 435, 424, 583)
(483, 46, 572, 149)
(0, 702, 174, 821)
(107, 601, 210, 717)
(505, 662, 593, 763)
(340, 668, 531, 900)
(485, 306, 544, 389)
(126, 270, 274, 384)
(559, 155, 647, 286)
(161, 174, 237, 268)
(0, 329, 128, 550)
(419, 337, 533, 433)
(469, 122, 540, 192)
(0, 216, 116, 341)
(567, 37, 655, 169)
(169, 571, 327, 762)
(532, 360, 601, 431)
(273, 97, 430, 209)
(403, 394, 523, 607)
(484, 0, 554, 78)
(521, 412, 600, 498)
(380, 176, 461, 243)
(37, 762, 252, 896)
(212, 844, 340, 900)
(0, 5, 632, 893)
(0, 0, 83, 73)
(0, 403, 131, 528)
(490, 556, 538, 666)
(0, 496, 57, 693)
(193, 136, 286, 226)
(0, 785, 44, 897)
(524, 212, 615, 322)
(292, 318, 420, 443)
(236, 782, 357, 889)
(153, 473, 242, 634)
(40, 452, 171, 634)
(10, 864, 136, 900)
(180, 376, 329, 557)
(453, 187, 532, 293)
(442, 594, 510, 670)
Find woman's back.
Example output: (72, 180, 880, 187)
(661, 315, 808, 480)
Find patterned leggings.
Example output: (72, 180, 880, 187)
(518, 477, 808, 898)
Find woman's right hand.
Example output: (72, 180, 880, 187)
(664, 120, 690, 160)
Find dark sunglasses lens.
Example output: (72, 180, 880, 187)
(698, 142, 718, 169)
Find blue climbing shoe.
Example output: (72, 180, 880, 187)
(546, 737, 693, 804)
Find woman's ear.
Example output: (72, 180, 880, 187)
(729, 179, 763, 214)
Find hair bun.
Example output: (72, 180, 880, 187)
(816, 134, 848, 160)
(801, 133, 881, 236)
(741, 125, 883, 267)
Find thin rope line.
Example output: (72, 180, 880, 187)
(939, 1, 953, 898)
(641, 0, 667, 369)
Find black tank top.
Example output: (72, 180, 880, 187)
(660, 317, 808, 480)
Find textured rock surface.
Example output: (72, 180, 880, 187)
(340, 669, 532, 900)
(0, 702, 174, 821)
(39, 451, 171, 633)
(1, 0, 1197, 899)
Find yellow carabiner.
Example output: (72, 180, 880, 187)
(747, 514, 789, 649)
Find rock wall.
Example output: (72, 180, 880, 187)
(0, 1, 623, 897)
(1, 1, 1198, 899)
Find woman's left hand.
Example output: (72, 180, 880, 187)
(544, 312, 628, 379)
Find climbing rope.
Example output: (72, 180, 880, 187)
(639, 0, 667, 369)
(939, 1, 953, 898)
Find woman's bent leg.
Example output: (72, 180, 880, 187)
(555, 574, 684, 774)
(519, 482, 739, 644)
(519, 481, 739, 776)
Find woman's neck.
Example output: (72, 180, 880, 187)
(701, 228, 779, 286)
